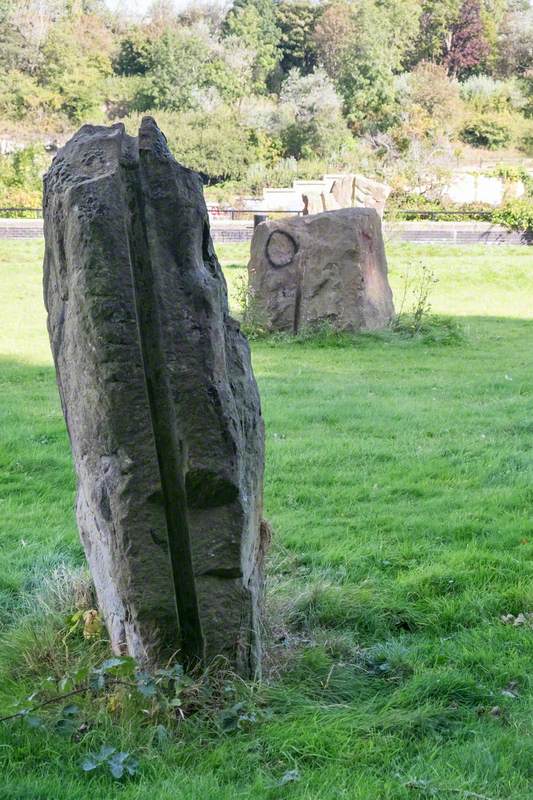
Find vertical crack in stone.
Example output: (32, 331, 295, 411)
(124, 157, 205, 670)
(293, 270, 303, 335)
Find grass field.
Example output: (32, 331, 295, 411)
(1, 239, 533, 799)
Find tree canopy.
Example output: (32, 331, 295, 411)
(0, 0, 531, 191)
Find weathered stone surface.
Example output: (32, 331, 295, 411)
(303, 174, 391, 218)
(301, 191, 342, 215)
(322, 192, 342, 212)
(330, 174, 354, 208)
(43, 118, 265, 675)
(248, 207, 394, 334)
(302, 192, 324, 216)
(352, 174, 391, 219)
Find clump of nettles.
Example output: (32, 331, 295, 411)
(1, 652, 269, 782)
(0, 566, 269, 784)
(235, 274, 269, 339)
(392, 261, 462, 344)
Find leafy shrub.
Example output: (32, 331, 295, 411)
(0, 146, 50, 212)
(396, 63, 463, 140)
(492, 199, 533, 234)
(460, 75, 525, 113)
(0, 187, 42, 215)
(0, 146, 50, 191)
(386, 192, 493, 221)
(244, 157, 298, 194)
(277, 68, 353, 159)
(489, 165, 533, 197)
(1, 651, 267, 781)
(522, 74, 533, 119)
(103, 75, 146, 120)
(392, 315, 463, 345)
(124, 108, 260, 182)
(0, 71, 58, 123)
(460, 116, 512, 149)
(521, 129, 533, 155)
(114, 29, 152, 76)
(39, 14, 115, 123)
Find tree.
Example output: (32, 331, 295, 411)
(312, 0, 353, 77)
(496, 6, 533, 77)
(397, 61, 463, 140)
(39, 11, 115, 121)
(0, 0, 67, 73)
(278, 67, 352, 158)
(132, 27, 212, 111)
(444, 0, 490, 77)
(380, 0, 422, 70)
(414, 0, 462, 64)
(413, 0, 496, 75)
(313, 0, 419, 132)
(0, 69, 56, 122)
(0, 1, 25, 72)
(479, 0, 510, 72)
(128, 22, 255, 114)
(162, 106, 261, 181)
(222, 0, 281, 91)
(145, 0, 177, 27)
(177, 1, 227, 35)
(275, 0, 320, 76)
(115, 27, 152, 75)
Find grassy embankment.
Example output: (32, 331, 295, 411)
(1, 239, 532, 799)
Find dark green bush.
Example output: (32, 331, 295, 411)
(460, 116, 512, 149)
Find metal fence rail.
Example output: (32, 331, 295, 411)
(0, 208, 529, 246)
(390, 209, 493, 220)
(0, 206, 504, 222)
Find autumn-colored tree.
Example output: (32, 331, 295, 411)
(312, 1, 354, 77)
(399, 61, 463, 140)
(444, 0, 490, 77)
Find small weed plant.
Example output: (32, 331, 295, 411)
(234, 274, 269, 339)
(393, 261, 462, 343)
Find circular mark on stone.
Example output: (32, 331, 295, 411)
(266, 230, 298, 268)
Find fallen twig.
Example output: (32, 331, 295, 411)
(405, 780, 499, 800)
(0, 687, 89, 723)
(0, 679, 138, 724)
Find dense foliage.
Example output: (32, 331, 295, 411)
(0, 0, 532, 196)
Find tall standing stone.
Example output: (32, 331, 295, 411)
(43, 118, 265, 676)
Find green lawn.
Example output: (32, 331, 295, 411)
(1, 239, 533, 799)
